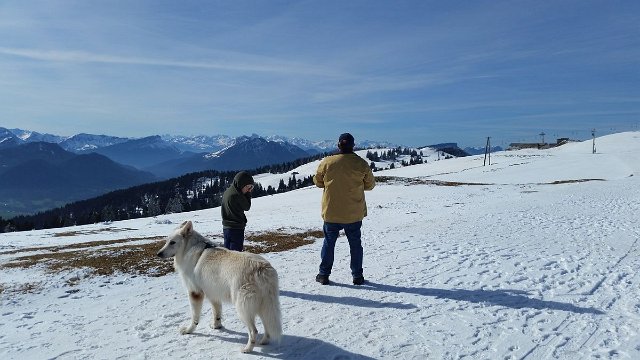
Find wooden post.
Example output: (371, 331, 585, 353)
(484, 137, 491, 166)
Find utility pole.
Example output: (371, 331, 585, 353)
(592, 129, 596, 154)
(484, 137, 491, 166)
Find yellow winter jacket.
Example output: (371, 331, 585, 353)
(313, 153, 376, 223)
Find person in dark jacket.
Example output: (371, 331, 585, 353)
(221, 171, 254, 251)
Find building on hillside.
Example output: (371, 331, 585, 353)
(507, 138, 578, 151)
(507, 143, 542, 151)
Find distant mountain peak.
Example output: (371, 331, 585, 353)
(0, 127, 23, 149)
(59, 133, 129, 152)
(234, 134, 263, 144)
(8, 128, 66, 144)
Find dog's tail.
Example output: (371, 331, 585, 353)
(263, 296, 283, 343)
(261, 267, 283, 343)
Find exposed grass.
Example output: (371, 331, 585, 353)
(375, 176, 492, 186)
(2, 239, 172, 277)
(0, 237, 158, 256)
(544, 179, 606, 185)
(1, 230, 323, 287)
(377, 175, 606, 187)
(53, 227, 138, 237)
(245, 229, 324, 253)
(411, 179, 492, 186)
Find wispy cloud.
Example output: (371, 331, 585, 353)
(0, 47, 334, 76)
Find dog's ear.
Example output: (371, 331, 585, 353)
(180, 220, 193, 237)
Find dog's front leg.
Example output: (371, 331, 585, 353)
(180, 290, 204, 335)
(210, 300, 223, 329)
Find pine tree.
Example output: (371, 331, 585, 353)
(277, 179, 287, 193)
(143, 194, 162, 217)
(165, 196, 183, 214)
(101, 205, 115, 222)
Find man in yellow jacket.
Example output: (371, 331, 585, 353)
(313, 133, 376, 285)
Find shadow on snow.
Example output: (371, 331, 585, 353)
(280, 289, 416, 310)
(201, 327, 376, 359)
(282, 282, 604, 315)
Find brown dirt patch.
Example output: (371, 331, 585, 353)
(543, 179, 606, 185)
(377, 176, 606, 187)
(0, 230, 323, 282)
(245, 229, 324, 253)
(2, 237, 170, 277)
(52, 227, 138, 237)
(0, 237, 157, 256)
(375, 176, 491, 186)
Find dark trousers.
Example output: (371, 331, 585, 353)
(319, 221, 363, 278)
(223, 228, 245, 251)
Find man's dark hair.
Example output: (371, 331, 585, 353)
(338, 133, 355, 153)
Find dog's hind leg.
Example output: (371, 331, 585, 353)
(180, 290, 204, 335)
(210, 300, 223, 329)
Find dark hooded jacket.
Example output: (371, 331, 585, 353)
(221, 171, 254, 229)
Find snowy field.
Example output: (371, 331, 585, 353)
(1, 132, 639, 359)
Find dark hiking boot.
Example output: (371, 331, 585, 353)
(353, 276, 365, 285)
(315, 274, 330, 285)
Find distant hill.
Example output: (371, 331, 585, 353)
(146, 136, 310, 178)
(421, 143, 470, 157)
(0, 142, 157, 216)
(90, 135, 195, 169)
(463, 146, 504, 155)
(0, 141, 75, 170)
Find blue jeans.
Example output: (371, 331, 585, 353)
(319, 221, 363, 278)
(223, 228, 245, 251)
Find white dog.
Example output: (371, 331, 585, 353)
(157, 221, 282, 353)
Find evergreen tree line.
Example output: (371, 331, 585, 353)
(366, 147, 425, 171)
(0, 152, 328, 233)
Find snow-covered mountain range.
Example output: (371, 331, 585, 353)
(146, 136, 312, 179)
(5, 128, 394, 154)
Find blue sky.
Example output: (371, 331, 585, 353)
(1, 1, 638, 147)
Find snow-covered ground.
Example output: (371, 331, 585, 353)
(1, 132, 639, 359)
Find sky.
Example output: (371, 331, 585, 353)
(0, 0, 638, 148)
